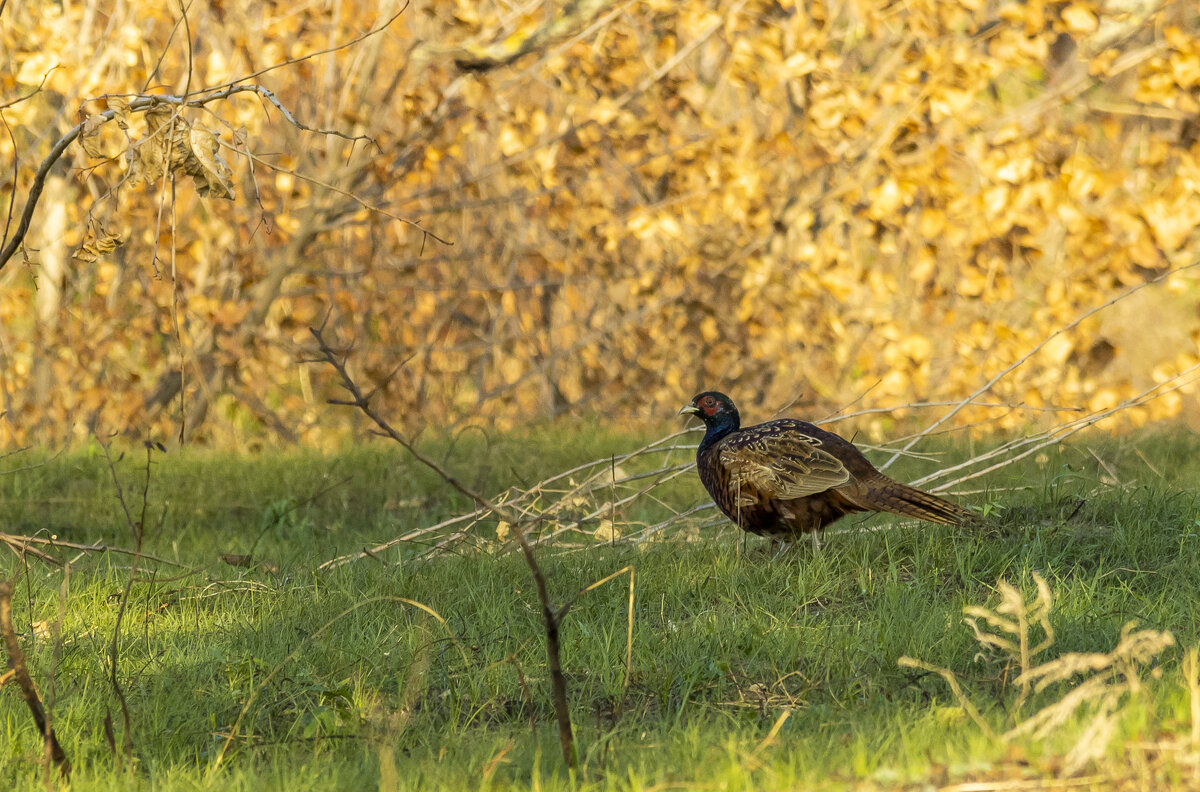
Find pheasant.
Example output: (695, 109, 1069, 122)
(679, 391, 971, 541)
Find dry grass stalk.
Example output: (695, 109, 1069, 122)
(902, 574, 1174, 775)
(964, 575, 1055, 715)
(896, 655, 998, 740)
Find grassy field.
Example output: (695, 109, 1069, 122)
(1, 424, 1200, 790)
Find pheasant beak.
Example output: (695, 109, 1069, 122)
(678, 404, 700, 417)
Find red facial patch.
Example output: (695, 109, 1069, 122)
(699, 395, 720, 416)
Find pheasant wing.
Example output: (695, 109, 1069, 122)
(717, 427, 851, 500)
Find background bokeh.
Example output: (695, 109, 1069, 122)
(1, 0, 1198, 447)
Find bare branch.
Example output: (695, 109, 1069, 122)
(0, 77, 437, 273)
(310, 323, 589, 769)
(98, 441, 161, 765)
(514, 528, 577, 769)
(0, 533, 196, 570)
(0, 109, 80, 272)
(879, 259, 1200, 472)
(0, 64, 58, 111)
(200, 2, 411, 95)
(240, 149, 450, 245)
(0, 111, 17, 249)
(310, 326, 503, 514)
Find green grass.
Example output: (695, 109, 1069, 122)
(2, 426, 1200, 790)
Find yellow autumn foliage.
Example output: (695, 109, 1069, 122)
(0, 0, 1198, 447)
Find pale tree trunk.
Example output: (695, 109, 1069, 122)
(32, 175, 69, 436)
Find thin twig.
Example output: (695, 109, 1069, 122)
(197, 2, 410, 97)
(879, 260, 1200, 472)
(0, 73, 442, 273)
(237, 149, 451, 246)
(0, 534, 196, 570)
(514, 527, 577, 769)
(311, 323, 622, 770)
(917, 361, 1200, 491)
(99, 442, 159, 765)
(311, 325, 502, 514)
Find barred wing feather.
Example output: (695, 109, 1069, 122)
(717, 433, 850, 500)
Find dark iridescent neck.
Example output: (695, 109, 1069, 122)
(698, 412, 739, 452)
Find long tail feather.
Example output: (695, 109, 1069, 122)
(853, 478, 972, 525)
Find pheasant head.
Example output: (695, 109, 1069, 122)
(679, 391, 741, 449)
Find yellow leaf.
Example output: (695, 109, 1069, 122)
(594, 520, 620, 542)
(809, 98, 845, 130)
(993, 156, 1033, 185)
(1041, 335, 1074, 366)
(1061, 4, 1098, 34)
(499, 356, 523, 384)
(15, 52, 56, 86)
(79, 115, 109, 158)
(1142, 195, 1200, 252)
(498, 126, 524, 156)
(186, 126, 235, 200)
(589, 98, 620, 126)
(919, 208, 945, 238)
(1170, 51, 1200, 89)
(959, 267, 988, 297)
(1089, 48, 1119, 76)
(868, 178, 904, 217)
(781, 52, 818, 78)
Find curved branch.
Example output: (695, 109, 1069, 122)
(0, 117, 79, 271)
(0, 81, 436, 273)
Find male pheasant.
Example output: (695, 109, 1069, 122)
(679, 391, 971, 540)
